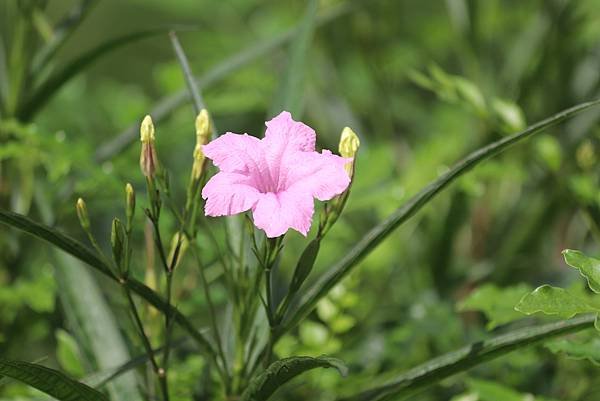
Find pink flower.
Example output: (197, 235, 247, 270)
(201, 111, 351, 238)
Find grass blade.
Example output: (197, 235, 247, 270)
(94, 1, 360, 162)
(169, 31, 205, 115)
(17, 28, 172, 120)
(281, 99, 600, 336)
(268, 0, 318, 117)
(0, 358, 107, 401)
(340, 315, 594, 401)
(0, 209, 218, 360)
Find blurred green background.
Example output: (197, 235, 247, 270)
(1, 0, 600, 400)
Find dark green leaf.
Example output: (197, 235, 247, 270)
(242, 355, 347, 401)
(340, 316, 594, 401)
(281, 99, 600, 338)
(0, 209, 217, 359)
(18, 28, 169, 120)
(289, 239, 321, 294)
(563, 249, 600, 293)
(515, 285, 598, 319)
(0, 358, 107, 401)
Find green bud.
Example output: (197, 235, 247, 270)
(111, 218, 125, 269)
(76, 198, 90, 230)
(125, 183, 135, 229)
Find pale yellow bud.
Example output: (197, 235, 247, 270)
(140, 115, 155, 143)
(191, 109, 211, 180)
(125, 183, 135, 227)
(339, 127, 360, 176)
(76, 198, 90, 230)
(339, 127, 360, 158)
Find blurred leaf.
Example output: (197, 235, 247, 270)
(491, 98, 526, 133)
(169, 31, 206, 115)
(563, 249, 600, 293)
(282, 99, 600, 338)
(546, 336, 600, 365)
(240, 355, 347, 401)
(340, 316, 594, 401)
(534, 135, 562, 172)
(18, 28, 169, 120)
(515, 285, 597, 319)
(0, 209, 217, 358)
(458, 283, 532, 329)
(464, 377, 560, 401)
(0, 358, 107, 401)
(269, 0, 318, 117)
(56, 329, 85, 378)
(55, 252, 141, 401)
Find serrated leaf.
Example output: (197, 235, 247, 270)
(458, 283, 532, 329)
(515, 285, 597, 319)
(282, 99, 600, 339)
(241, 355, 347, 401)
(0, 358, 107, 401)
(563, 249, 600, 293)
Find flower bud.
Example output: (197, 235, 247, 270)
(338, 127, 360, 176)
(191, 109, 211, 180)
(139, 115, 158, 177)
(125, 183, 135, 228)
(167, 232, 188, 270)
(76, 198, 90, 230)
(111, 218, 125, 268)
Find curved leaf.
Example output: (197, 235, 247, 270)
(563, 249, 600, 293)
(0, 209, 217, 359)
(241, 355, 347, 401)
(340, 316, 594, 401)
(0, 358, 107, 401)
(281, 99, 600, 338)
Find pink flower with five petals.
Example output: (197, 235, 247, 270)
(201, 111, 351, 238)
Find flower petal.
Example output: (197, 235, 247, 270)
(202, 172, 260, 216)
(252, 189, 314, 238)
(264, 111, 316, 152)
(283, 150, 351, 201)
(202, 133, 263, 173)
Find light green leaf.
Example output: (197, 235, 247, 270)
(241, 355, 347, 401)
(458, 283, 532, 329)
(515, 285, 597, 319)
(281, 99, 600, 339)
(0, 358, 107, 401)
(56, 329, 85, 378)
(563, 249, 600, 293)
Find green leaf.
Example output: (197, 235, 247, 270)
(466, 378, 529, 401)
(94, 1, 360, 162)
(56, 329, 85, 378)
(546, 335, 600, 365)
(0, 209, 217, 360)
(289, 239, 321, 294)
(0, 358, 107, 401)
(169, 31, 206, 116)
(340, 316, 594, 401)
(563, 249, 600, 293)
(269, 0, 318, 117)
(458, 283, 532, 329)
(281, 99, 600, 339)
(515, 285, 597, 318)
(241, 355, 347, 401)
(17, 28, 169, 120)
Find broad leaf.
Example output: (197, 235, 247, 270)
(515, 285, 597, 319)
(0, 358, 107, 401)
(546, 336, 600, 366)
(241, 356, 347, 401)
(340, 316, 594, 401)
(458, 283, 532, 329)
(282, 99, 600, 338)
(563, 249, 600, 293)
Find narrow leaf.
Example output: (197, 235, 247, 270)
(0, 358, 107, 401)
(169, 31, 205, 115)
(241, 355, 347, 401)
(289, 239, 321, 294)
(282, 99, 600, 338)
(269, 0, 318, 117)
(18, 28, 170, 120)
(0, 209, 217, 359)
(515, 285, 598, 319)
(340, 316, 594, 401)
(94, 1, 360, 162)
(563, 249, 600, 293)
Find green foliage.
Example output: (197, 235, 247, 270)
(563, 250, 600, 293)
(515, 285, 598, 319)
